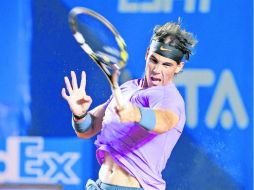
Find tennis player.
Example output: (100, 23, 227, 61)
(62, 21, 197, 190)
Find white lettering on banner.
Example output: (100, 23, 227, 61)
(175, 69, 249, 129)
(176, 69, 214, 128)
(0, 137, 80, 184)
(205, 70, 249, 129)
(0, 138, 20, 182)
(118, 0, 211, 13)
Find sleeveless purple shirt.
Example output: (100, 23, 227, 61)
(95, 79, 186, 190)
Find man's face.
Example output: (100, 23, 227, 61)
(145, 51, 184, 87)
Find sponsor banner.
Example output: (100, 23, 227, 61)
(0, 137, 94, 190)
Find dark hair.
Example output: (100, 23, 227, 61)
(150, 20, 197, 61)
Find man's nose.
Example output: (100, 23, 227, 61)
(152, 64, 162, 73)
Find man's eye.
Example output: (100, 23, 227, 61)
(150, 58, 157, 63)
(163, 64, 171, 67)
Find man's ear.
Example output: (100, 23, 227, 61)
(175, 62, 185, 73)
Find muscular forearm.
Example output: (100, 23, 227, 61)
(116, 103, 179, 134)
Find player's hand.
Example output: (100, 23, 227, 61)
(115, 103, 141, 123)
(62, 71, 92, 117)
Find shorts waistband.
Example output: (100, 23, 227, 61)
(86, 179, 143, 190)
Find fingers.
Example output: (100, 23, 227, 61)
(71, 71, 78, 90)
(117, 110, 129, 122)
(115, 103, 140, 123)
(64, 76, 73, 95)
(61, 88, 69, 101)
(64, 71, 86, 96)
(80, 71, 86, 90)
(115, 104, 132, 122)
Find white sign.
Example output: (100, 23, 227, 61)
(176, 69, 249, 129)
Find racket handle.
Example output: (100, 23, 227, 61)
(112, 87, 124, 108)
(111, 69, 124, 107)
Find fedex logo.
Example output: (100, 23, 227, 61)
(0, 137, 80, 184)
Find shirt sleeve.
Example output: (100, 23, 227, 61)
(145, 86, 182, 117)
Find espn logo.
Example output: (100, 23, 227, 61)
(118, 0, 211, 13)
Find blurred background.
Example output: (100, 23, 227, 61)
(0, 0, 252, 189)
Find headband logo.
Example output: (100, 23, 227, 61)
(160, 46, 172, 52)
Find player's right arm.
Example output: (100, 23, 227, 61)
(62, 70, 105, 139)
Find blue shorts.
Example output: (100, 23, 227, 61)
(85, 179, 144, 190)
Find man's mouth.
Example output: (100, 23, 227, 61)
(151, 76, 161, 82)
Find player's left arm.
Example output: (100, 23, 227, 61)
(116, 103, 179, 134)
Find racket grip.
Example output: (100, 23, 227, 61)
(112, 87, 124, 108)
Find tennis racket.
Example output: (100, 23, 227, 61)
(68, 7, 128, 107)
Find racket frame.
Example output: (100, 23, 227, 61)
(69, 7, 128, 107)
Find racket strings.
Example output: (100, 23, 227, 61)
(69, 6, 128, 80)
